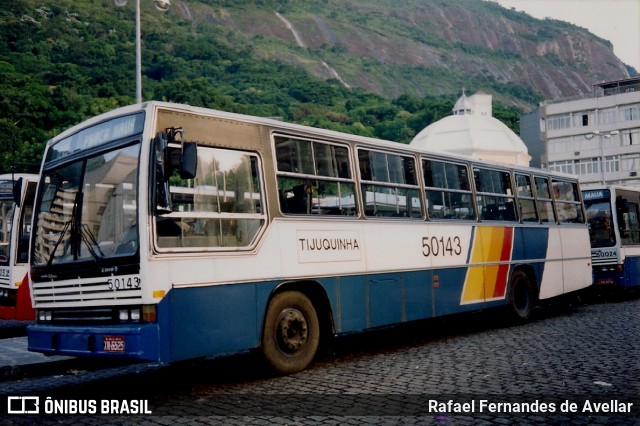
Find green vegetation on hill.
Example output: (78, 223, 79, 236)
(0, 0, 548, 172)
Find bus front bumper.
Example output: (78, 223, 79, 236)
(27, 323, 161, 362)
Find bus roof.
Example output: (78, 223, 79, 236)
(48, 101, 579, 181)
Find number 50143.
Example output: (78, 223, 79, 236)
(422, 236, 462, 257)
(107, 276, 141, 291)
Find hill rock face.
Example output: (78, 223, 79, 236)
(176, 0, 630, 109)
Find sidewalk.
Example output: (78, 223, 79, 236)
(0, 320, 73, 380)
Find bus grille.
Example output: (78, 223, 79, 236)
(47, 307, 119, 324)
(31, 275, 142, 308)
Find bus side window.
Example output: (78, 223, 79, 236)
(275, 136, 356, 216)
(156, 147, 265, 249)
(474, 167, 517, 222)
(534, 176, 555, 223)
(552, 180, 584, 224)
(358, 149, 422, 219)
(619, 200, 640, 245)
(515, 174, 538, 223)
(423, 159, 474, 220)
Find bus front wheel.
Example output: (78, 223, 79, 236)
(509, 269, 535, 321)
(261, 291, 320, 375)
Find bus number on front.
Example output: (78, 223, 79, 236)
(107, 276, 141, 291)
(422, 236, 462, 257)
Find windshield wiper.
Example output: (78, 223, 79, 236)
(80, 224, 105, 263)
(46, 219, 72, 267)
(46, 190, 82, 266)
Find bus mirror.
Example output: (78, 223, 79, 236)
(153, 132, 172, 215)
(180, 141, 198, 179)
(12, 177, 23, 207)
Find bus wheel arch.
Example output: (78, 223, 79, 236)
(508, 267, 538, 322)
(260, 282, 332, 375)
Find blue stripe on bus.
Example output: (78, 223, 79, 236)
(624, 256, 640, 287)
(513, 227, 549, 261)
(29, 226, 554, 363)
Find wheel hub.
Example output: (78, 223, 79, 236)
(276, 309, 308, 354)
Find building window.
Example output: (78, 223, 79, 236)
(622, 129, 640, 146)
(621, 105, 640, 121)
(549, 160, 574, 175)
(574, 158, 600, 175)
(598, 108, 617, 125)
(621, 154, 640, 172)
(604, 156, 620, 173)
(572, 111, 594, 128)
(547, 115, 571, 131)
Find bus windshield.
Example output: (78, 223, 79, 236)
(32, 143, 140, 266)
(584, 196, 615, 248)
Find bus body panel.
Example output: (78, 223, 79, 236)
(623, 249, 640, 287)
(27, 102, 592, 369)
(166, 282, 262, 362)
(28, 323, 160, 361)
(583, 186, 640, 288)
(28, 221, 589, 362)
(559, 226, 594, 295)
(0, 174, 38, 320)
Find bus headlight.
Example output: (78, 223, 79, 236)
(130, 308, 141, 321)
(38, 310, 52, 321)
(118, 309, 130, 321)
(118, 307, 142, 322)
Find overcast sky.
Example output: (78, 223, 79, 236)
(488, 0, 640, 71)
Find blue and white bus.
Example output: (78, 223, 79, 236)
(0, 173, 38, 320)
(583, 186, 640, 288)
(28, 102, 592, 374)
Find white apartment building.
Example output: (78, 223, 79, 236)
(540, 77, 640, 189)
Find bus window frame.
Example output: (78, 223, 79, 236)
(472, 165, 518, 222)
(514, 173, 539, 224)
(357, 147, 423, 220)
(422, 157, 476, 221)
(551, 178, 585, 224)
(274, 134, 357, 217)
(153, 145, 267, 253)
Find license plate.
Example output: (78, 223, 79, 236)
(103, 336, 125, 352)
(596, 278, 616, 285)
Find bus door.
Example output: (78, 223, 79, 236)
(615, 193, 640, 287)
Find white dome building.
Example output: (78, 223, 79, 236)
(410, 91, 531, 167)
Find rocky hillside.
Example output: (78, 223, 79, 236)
(175, 0, 630, 109)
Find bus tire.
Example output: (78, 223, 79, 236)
(509, 269, 535, 321)
(261, 291, 320, 375)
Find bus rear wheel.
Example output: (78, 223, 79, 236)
(509, 269, 535, 321)
(261, 291, 319, 375)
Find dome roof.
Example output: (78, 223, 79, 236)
(410, 93, 531, 167)
(453, 93, 473, 115)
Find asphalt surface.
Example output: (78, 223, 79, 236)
(0, 288, 638, 425)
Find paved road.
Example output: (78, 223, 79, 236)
(0, 289, 638, 425)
